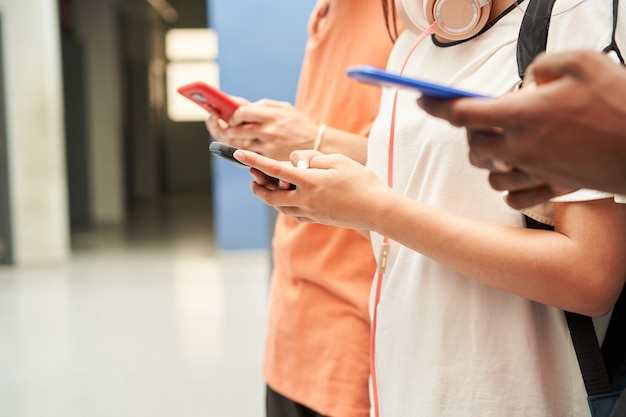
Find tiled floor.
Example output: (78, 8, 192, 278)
(0, 193, 269, 417)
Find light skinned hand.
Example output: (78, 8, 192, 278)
(233, 149, 392, 230)
(418, 50, 626, 208)
(204, 95, 249, 142)
(207, 99, 319, 161)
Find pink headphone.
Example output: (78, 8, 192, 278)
(395, 0, 492, 41)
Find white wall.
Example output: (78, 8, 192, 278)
(0, 0, 69, 264)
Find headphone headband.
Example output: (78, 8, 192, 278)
(395, 0, 492, 41)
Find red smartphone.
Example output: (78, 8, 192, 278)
(177, 81, 240, 122)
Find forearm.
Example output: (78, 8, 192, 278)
(315, 127, 369, 164)
(370, 195, 626, 316)
(235, 147, 626, 316)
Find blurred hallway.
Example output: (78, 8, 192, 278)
(0, 192, 268, 417)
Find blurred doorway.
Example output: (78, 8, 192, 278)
(58, 0, 215, 242)
(118, 0, 213, 207)
(0, 16, 13, 265)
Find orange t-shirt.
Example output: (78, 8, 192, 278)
(262, 1, 397, 416)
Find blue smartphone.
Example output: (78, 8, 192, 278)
(347, 65, 490, 99)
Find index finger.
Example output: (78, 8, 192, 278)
(418, 96, 509, 129)
(234, 149, 306, 186)
(228, 99, 287, 126)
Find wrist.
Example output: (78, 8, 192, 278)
(313, 124, 327, 151)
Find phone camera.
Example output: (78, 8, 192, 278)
(191, 93, 207, 103)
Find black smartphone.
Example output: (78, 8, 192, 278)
(208, 141, 247, 167)
(208, 141, 295, 190)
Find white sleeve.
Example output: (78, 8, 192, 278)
(520, 189, 619, 227)
(551, 189, 615, 203)
(615, 195, 626, 204)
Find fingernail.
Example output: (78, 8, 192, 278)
(492, 159, 513, 173)
(278, 180, 292, 190)
(296, 159, 309, 169)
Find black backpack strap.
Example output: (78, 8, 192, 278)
(516, 0, 557, 79)
(603, 0, 625, 64)
(596, 0, 625, 388)
(565, 312, 613, 395)
(524, 217, 613, 396)
(518, 0, 624, 75)
(518, 0, 625, 397)
(602, 286, 626, 388)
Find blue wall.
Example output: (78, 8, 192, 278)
(208, 0, 315, 250)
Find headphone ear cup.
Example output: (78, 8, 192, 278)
(395, 0, 432, 34)
(425, 0, 492, 41)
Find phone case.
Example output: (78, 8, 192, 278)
(207, 142, 296, 189)
(208, 141, 247, 167)
(177, 82, 240, 121)
(347, 65, 489, 99)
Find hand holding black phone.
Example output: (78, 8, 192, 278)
(208, 142, 296, 190)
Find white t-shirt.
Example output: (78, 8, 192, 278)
(366, 1, 620, 416)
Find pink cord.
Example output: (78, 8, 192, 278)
(370, 22, 436, 417)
